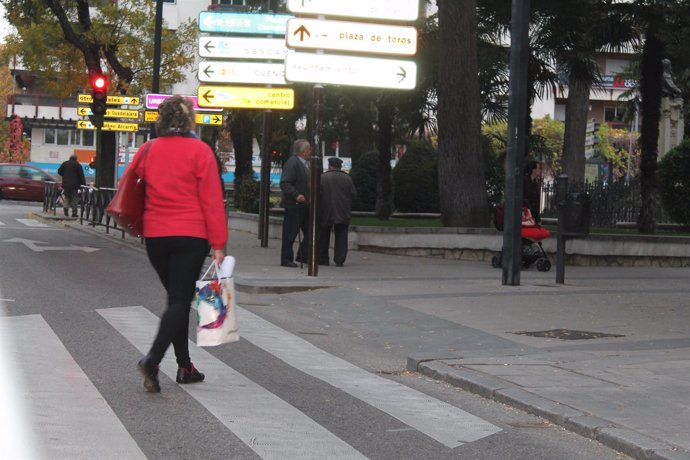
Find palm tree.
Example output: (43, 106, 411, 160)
(437, 0, 489, 227)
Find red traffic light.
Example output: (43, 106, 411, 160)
(91, 75, 107, 91)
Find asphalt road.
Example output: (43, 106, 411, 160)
(0, 201, 630, 460)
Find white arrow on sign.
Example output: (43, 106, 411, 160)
(4, 238, 100, 253)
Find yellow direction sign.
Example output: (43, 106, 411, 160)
(143, 111, 223, 125)
(78, 94, 141, 106)
(144, 111, 159, 122)
(76, 120, 139, 132)
(197, 86, 294, 110)
(78, 107, 139, 119)
(196, 113, 223, 125)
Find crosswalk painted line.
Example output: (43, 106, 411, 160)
(99, 306, 368, 460)
(0, 315, 146, 459)
(15, 219, 50, 227)
(238, 307, 502, 448)
(0, 220, 5, 226)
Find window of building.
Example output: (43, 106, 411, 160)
(56, 129, 69, 145)
(44, 128, 95, 147)
(604, 106, 626, 123)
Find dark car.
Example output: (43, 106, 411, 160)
(0, 163, 61, 201)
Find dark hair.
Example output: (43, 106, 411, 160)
(524, 160, 540, 176)
(156, 95, 195, 136)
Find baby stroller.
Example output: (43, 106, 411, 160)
(491, 203, 552, 272)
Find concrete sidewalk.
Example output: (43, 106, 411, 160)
(58, 215, 690, 460)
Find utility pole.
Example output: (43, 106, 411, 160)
(502, 0, 530, 286)
(150, 0, 163, 140)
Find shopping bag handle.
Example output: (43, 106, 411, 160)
(200, 260, 220, 282)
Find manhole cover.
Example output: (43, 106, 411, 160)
(512, 329, 625, 340)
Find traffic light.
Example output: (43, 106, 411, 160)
(90, 74, 107, 127)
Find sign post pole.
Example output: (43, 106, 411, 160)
(259, 110, 272, 247)
(308, 84, 324, 276)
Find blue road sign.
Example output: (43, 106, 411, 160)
(199, 12, 292, 35)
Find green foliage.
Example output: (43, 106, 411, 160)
(1, 0, 198, 96)
(658, 139, 690, 225)
(392, 140, 439, 213)
(531, 115, 564, 171)
(350, 150, 379, 212)
(234, 177, 260, 214)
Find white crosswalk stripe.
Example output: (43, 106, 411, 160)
(238, 307, 501, 448)
(99, 306, 368, 460)
(0, 220, 5, 226)
(4, 307, 502, 459)
(15, 219, 50, 227)
(0, 315, 146, 459)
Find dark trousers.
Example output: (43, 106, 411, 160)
(63, 187, 79, 216)
(145, 236, 209, 367)
(319, 223, 349, 265)
(281, 204, 309, 264)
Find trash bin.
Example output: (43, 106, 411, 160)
(559, 192, 591, 236)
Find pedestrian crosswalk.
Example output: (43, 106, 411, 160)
(2, 306, 502, 459)
(0, 218, 51, 228)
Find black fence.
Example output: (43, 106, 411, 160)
(541, 179, 675, 228)
(44, 182, 130, 238)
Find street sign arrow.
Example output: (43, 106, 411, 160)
(293, 24, 311, 41)
(203, 65, 215, 79)
(397, 67, 407, 83)
(3, 238, 99, 253)
(202, 90, 215, 105)
(203, 41, 215, 54)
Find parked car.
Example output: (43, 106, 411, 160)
(0, 163, 61, 201)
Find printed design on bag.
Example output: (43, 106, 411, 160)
(195, 279, 229, 329)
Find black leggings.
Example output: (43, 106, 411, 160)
(145, 236, 209, 367)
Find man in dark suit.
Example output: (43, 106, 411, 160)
(319, 157, 357, 267)
(57, 154, 86, 217)
(280, 139, 311, 267)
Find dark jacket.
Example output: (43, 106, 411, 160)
(320, 170, 357, 225)
(522, 176, 541, 223)
(58, 158, 86, 189)
(280, 155, 309, 208)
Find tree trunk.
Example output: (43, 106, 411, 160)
(345, 93, 374, 164)
(437, 0, 489, 227)
(561, 79, 591, 184)
(230, 111, 255, 187)
(638, 29, 663, 233)
(375, 97, 394, 220)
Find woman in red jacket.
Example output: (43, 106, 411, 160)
(134, 95, 227, 393)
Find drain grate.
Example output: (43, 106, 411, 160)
(512, 328, 625, 340)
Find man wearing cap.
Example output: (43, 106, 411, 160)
(319, 157, 357, 267)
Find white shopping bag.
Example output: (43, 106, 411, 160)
(193, 256, 239, 346)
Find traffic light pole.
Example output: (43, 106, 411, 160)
(94, 126, 103, 187)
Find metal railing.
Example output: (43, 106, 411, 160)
(542, 179, 675, 228)
(44, 182, 130, 238)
